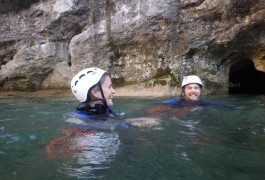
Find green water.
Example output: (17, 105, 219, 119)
(1, 95, 265, 180)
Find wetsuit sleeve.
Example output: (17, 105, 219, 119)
(70, 110, 134, 131)
(160, 98, 182, 105)
(106, 108, 119, 116)
(203, 101, 235, 108)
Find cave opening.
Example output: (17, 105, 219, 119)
(229, 59, 265, 94)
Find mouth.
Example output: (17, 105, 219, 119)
(189, 94, 199, 100)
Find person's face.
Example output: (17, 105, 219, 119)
(182, 83, 201, 101)
(99, 75, 115, 107)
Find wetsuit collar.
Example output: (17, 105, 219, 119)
(77, 103, 117, 116)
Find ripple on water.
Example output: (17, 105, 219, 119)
(0, 134, 20, 144)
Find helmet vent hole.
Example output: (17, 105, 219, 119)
(79, 74, 85, 79)
(74, 80, 78, 86)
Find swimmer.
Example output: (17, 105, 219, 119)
(71, 67, 116, 116)
(161, 75, 234, 107)
(46, 67, 160, 159)
(181, 75, 203, 102)
(70, 67, 160, 129)
(148, 75, 234, 116)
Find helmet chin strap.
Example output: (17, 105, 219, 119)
(97, 82, 109, 108)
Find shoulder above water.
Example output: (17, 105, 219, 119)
(160, 97, 235, 108)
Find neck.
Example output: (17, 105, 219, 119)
(88, 100, 104, 107)
(77, 103, 108, 115)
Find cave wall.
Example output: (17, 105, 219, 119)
(0, 0, 264, 95)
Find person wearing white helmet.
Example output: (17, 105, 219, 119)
(71, 67, 116, 115)
(70, 67, 162, 127)
(46, 67, 163, 159)
(47, 67, 131, 159)
(180, 75, 203, 102)
(148, 75, 234, 116)
(148, 75, 204, 115)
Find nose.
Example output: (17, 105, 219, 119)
(112, 87, 115, 94)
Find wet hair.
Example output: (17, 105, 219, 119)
(86, 73, 109, 101)
(180, 87, 185, 98)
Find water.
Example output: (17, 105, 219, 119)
(1, 95, 265, 180)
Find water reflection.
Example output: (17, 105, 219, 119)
(47, 128, 120, 178)
(1, 96, 265, 179)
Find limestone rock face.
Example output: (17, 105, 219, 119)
(0, 0, 264, 95)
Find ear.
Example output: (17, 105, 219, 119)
(91, 89, 101, 98)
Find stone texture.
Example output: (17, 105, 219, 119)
(0, 0, 264, 95)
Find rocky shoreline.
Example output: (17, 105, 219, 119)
(0, 84, 181, 98)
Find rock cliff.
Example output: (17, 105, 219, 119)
(0, 0, 264, 95)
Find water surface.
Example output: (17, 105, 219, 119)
(0, 95, 265, 179)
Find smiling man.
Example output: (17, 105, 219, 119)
(147, 75, 235, 117)
(181, 75, 203, 102)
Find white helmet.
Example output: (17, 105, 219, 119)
(71, 67, 106, 102)
(181, 75, 203, 88)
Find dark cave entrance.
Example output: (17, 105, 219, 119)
(229, 59, 265, 94)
